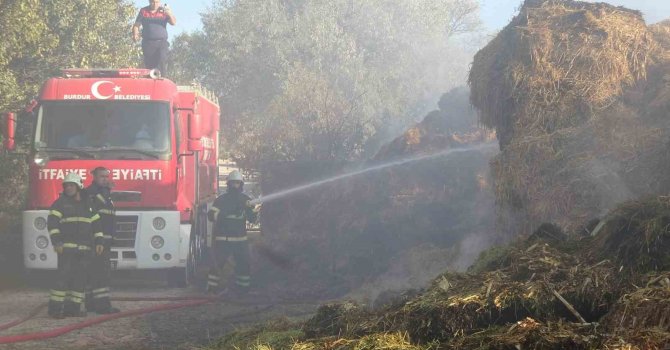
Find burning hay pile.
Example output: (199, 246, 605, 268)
(211, 197, 670, 350)
(469, 0, 670, 234)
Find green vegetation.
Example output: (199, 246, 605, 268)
(169, 0, 480, 164)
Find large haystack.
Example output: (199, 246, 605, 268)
(469, 0, 656, 146)
(469, 0, 670, 234)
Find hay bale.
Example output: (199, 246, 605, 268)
(469, 0, 657, 146)
(303, 302, 370, 339)
(445, 319, 600, 350)
(592, 197, 670, 272)
(290, 332, 424, 350)
(468, 0, 670, 235)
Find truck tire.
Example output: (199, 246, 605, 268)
(186, 206, 207, 287)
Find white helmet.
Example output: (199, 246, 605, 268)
(63, 172, 84, 189)
(227, 170, 244, 183)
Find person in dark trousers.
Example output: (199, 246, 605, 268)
(207, 170, 260, 295)
(132, 0, 176, 75)
(84, 167, 120, 314)
(47, 173, 104, 319)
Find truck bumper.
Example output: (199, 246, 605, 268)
(23, 211, 190, 270)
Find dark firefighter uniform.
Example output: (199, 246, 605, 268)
(207, 190, 258, 293)
(47, 195, 103, 317)
(85, 183, 117, 313)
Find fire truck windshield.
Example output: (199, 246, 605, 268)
(34, 101, 171, 159)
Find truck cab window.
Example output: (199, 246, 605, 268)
(35, 101, 171, 158)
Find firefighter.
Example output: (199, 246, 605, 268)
(47, 173, 104, 318)
(84, 167, 120, 314)
(206, 170, 260, 295)
(132, 0, 177, 75)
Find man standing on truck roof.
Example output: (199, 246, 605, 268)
(132, 0, 176, 75)
(47, 173, 104, 318)
(207, 170, 261, 296)
(84, 167, 121, 314)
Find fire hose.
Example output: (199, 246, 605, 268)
(0, 294, 322, 345)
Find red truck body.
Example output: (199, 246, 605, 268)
(16, 69, 219, 280)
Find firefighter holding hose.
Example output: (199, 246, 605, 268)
(207, 170, 261, 296)
(47, 173, 104, 318)
(84, 167, 120, 314)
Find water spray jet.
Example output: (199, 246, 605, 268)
(249, 143, 498, 205)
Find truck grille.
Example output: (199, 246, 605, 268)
(114, 215, 138, 248)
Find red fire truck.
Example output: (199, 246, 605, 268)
(3, 68, 219, 285)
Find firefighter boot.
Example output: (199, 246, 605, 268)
(84, 290, 94, 313)
(48, 289, 67, 318)
(48, 301, 65, 319)
(63, 292, 87, 317)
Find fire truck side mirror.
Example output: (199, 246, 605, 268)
(3, 112, 16, 152)
(188, 113, 204, 140)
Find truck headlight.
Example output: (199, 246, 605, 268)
(34, 217, 47, 231)
(36, 235, 49, 249)
(152, 217, 166, 231)
(151, 235, 164, 249)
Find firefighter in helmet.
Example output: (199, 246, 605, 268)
(47, 173, 104, 318)
(206, 170, 260, 295)
(84, 167, 120, 314)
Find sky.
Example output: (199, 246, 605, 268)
(134, 0, 670, 35)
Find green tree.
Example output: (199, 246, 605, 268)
(170, 0, 479, 165)
(0, 0, 139, 113)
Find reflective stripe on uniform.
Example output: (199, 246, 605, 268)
(92, 288, 109, 294)
(50, 290, 67, 297)
(235, 280, 250, 287)
(60, 217, 95, 224)
(62, 243, 91, 250)
(69, 291, 85, 303)
(93, 293, 110, 299)
(94, 232, 104, 238)
(224, 214, 245, 220)
(91, 214, 100, 221)
(49, 210, 63, 218)
(207, 275, 220, 281)
(49, 229, 61, 235)
(98, 209, 115, 215)
(236, 275, 251, 287)
(214, 236, 248, 242)
(96, 194, 106, 203)
(50, 295, 65, 302)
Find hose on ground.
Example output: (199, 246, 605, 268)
(0, 293, 323, 344)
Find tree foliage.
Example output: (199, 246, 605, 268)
(0, 0, 140, 113)
(170, 0, 479, 164)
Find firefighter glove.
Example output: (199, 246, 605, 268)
(54, 245, 63, 254)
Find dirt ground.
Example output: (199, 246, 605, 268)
(0, 274, 318, 350)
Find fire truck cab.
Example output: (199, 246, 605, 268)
(4, 68, 219, 285)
